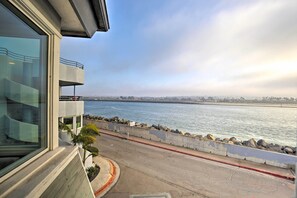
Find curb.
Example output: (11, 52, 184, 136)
(93, 158, 120, 198)
(100, 131, 295, 182)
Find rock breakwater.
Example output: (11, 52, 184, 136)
(84, 115, 296, 155)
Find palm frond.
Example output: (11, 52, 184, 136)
(80, 123, 100, 136)
(59, 121, 74, 138)
(85, 146, 99, 157)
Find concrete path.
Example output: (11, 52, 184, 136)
(95, 131, 295, 198)
(91, 156, 120, 197)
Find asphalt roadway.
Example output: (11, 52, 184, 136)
(96, 133, 295, 198)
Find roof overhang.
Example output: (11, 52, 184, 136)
(48, 0, 109, 38)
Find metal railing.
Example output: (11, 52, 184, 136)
(0, 47, 37, 63)
(59, 96, 82, 101)
(60, 57, 84, 69)
(0, 47, 84, 69)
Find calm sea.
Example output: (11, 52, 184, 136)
(85, 101, 297, 147)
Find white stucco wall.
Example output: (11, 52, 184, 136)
(59, 101, 84, 117)
(86, 119, 297, 169)
(59, 63, 84, 85)
(79, 147, 93, 169)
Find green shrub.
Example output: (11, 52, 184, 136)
(86, 164, 100, 182)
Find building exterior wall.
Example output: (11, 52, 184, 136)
(0, 0, 61, 182)
(29, 0, 61, 30)
(59, 101, 84, 118)
(41, 153, 94, 198)
(0, 0, 93, 196)
(78, 147, 93, 169)
(1, 146, 94, 198)
(58, 62, 85, 144)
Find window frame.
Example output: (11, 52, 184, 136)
(76, 115, 82, 128)
(0, 0, 62, 182)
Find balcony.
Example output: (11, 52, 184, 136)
(59, 58, 84, 86)
(59, 96, 84, 117)
(4, 79, 39, 108)
(4, 115, 38, 143)
(0, 47, 84, 86)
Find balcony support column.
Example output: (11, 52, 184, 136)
(73, 85, 76, 101)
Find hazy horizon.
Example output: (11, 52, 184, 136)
(61, 0, 297, 97)
(83, 95, 297, 100)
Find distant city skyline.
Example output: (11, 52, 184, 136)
(61, 0, 297, 97)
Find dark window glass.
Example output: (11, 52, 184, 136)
(63, 117, 73, 129)
(0, 3, 47, 176)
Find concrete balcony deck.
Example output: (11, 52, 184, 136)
(59, 58, 84, 86)
(59, 100, 84, 118)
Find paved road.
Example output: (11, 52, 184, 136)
(96, 134, 294, 198)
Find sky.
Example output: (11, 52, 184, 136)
(61, 0, 297, 97)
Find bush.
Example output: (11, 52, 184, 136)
(86, 164, 100, 182)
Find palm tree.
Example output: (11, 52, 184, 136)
(59, 121, 72, 133)
(72, 123, 100, 165)
(59, 122, 100, 165)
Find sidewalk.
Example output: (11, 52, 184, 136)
(91, 156, 120, 198)
(99, 129, 295, 182)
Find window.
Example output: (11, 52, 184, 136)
(76, 116, 81, 128)
(0, 3, 47, 176)
(63, 117, 73, 130)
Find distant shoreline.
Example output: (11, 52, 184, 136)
(83, 99, 297, 108)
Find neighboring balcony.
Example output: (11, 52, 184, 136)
(59, 58, 84, 86)
(59, 96, 84, 118)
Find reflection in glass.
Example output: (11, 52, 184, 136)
(0, 3, 47, 176)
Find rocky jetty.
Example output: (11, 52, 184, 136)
(84, 114, 296, 156)
(243, 138, 257, 148)
(206, 134, 215, 141)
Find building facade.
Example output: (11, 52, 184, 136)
(59, 57, 85, 143)
(0, 0, 109, 197)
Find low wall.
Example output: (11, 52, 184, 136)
(59, 101, 84, 117)
(59, 63, 84, 85)
(59, 132, 93, 169)
(41, 152, 94, 198)
(86, 119, 297, 168)
(78, 147, 93, 169)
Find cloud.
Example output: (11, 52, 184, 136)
(61, 0, 297, 97)
(257, 74, 297, 89)
(144, 0, 297, 72)
(139, 0, 297, 96)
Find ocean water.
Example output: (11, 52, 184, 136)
(85, 101, 297, 147)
